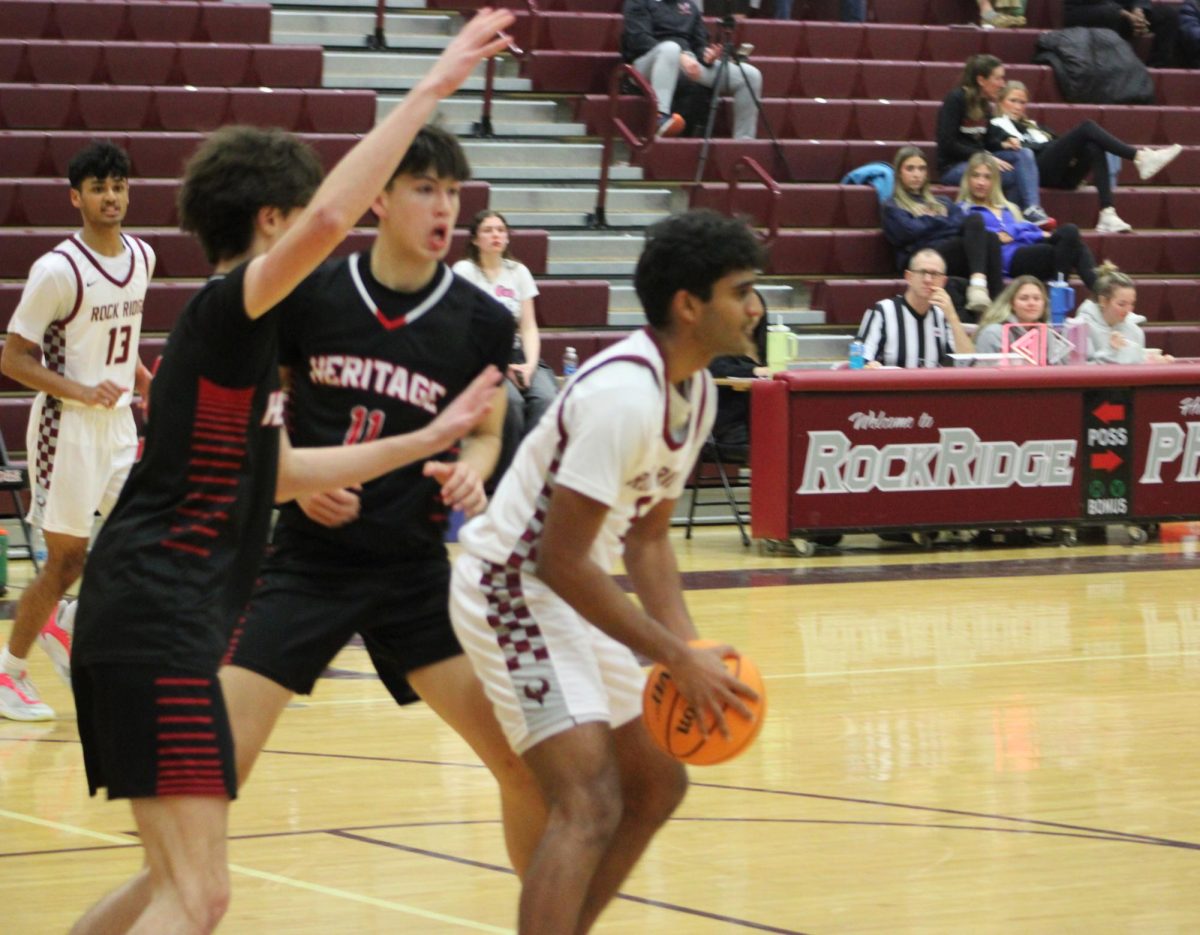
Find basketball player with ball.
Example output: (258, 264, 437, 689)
(450, 209, 764, 935)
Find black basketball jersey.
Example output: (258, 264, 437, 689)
(73, 262, 285, 669)
(272, 253, 514, 561)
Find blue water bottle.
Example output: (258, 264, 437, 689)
(1049, 274, 1075, 327)
(848, 340, 865, 370)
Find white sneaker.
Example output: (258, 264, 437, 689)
(1096, 207, 1133, 233)
(0, 670, 55, 721)
(965, 283, 991, 313)
(1135, 144, 1182, 181)
(37, 599, 74, 688)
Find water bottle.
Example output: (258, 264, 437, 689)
(1049, 274, 1075, 327)
(31, 525, 46, 565)
(562, 346, 578, 378)
(848, 339, 865, 370)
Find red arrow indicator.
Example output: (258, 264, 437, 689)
(1091, 451, 1123, 471)
(1093, 401, 1126, 424)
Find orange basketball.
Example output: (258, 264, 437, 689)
(642, 640, 766, 766)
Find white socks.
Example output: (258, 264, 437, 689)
(1, 645, 27, 678)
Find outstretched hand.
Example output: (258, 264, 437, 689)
(418, 8, 516, 100)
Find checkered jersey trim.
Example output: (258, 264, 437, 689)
(34, 320, 68, 490)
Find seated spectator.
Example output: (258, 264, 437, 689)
(709, 288, 770, 455)
(989, 81, 1182, 233)
(977, 0, 1026, 28)
(883, 145, 1005, 317)
(937, 55, 1052, 226)
(1073, 261, 1173, 363)
(856, 248, 975, 368)
(621, 0, 764, 139)
(1181, 0, 1200, 64)
(452, 210, 557, 477)
(973, 275, 1061, 356)
(1064, 0, 1183, 67)
(958, 152, 1099, 291)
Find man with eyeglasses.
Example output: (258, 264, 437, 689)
(855, 248, 975, 368)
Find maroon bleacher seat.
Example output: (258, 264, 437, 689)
(803, 23, 865, 60)
(53, 1, 129, 41)
(301, 89, 376, 133)
(78, 85, 154, 131)
(853, 100, 918, 142)
(535, 281, 610, 328)
(859, 61, 923, 100)
(0, 85, 73, 130)
(0, 182, 16, 227)
(787, 99, 853, 140)
(104, 41, 177, 85)
(982, 30, 1040, 63)
(155, 87, 229, 132)
(199, 3, 271, 43)
(26, 39, 104, 83)
(525, 50, 616, 94)
(542, 12, 622, 52)
(128, 1, 200, 42)
(922, 27, 985, 62)
(227, 87, 305, 130)
(0, 132, 50, 175)
(252, 46, 323, 88)
(1153, 326, 1200, 357)
(0, 1, 53, 39)
(0, 398, 34, 457)
(177, 43, 252, 86)
(810, 279, 901, 326)
(870, 0, 930, 24)
(735, 20, 804, 58)
(123, 132, 202, 177)
(0, 39, 26, 82)
(792, 59, 859, 98)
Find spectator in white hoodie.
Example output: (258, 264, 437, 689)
(1073, 262, 1172, 364)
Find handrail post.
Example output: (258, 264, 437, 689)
(475, 0, 539, 138)
(728, 156, 781, 247)
(587, 64, 659, 230)
(366, 0, 386, 49)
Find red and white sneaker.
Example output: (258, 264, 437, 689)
(0, 670, 55, 721)
(37, 599, 74, 688)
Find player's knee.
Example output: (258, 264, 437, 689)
(179, 873, 230, 934)
(554, 769, 623, 849)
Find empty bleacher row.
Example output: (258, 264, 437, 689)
(0, 38, 323, 87)
(0, 0, 270, 43)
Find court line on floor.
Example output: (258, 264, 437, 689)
(0, 807, 513, 933)
(663, 551, 1199, 591)
(765, 648, 1200, 680)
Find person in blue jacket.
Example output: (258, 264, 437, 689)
(1179, 0, 1200, 63)
(882, 146, 1004, 316)
(957, 152, 1098, 291)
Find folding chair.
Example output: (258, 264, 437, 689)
(0, 429, 38, 570)
(684, 434, 750, 547)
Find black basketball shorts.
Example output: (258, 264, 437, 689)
(73, 664, 237, 801)
(225, 554, 460, 705)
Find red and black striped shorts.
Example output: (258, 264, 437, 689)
(73, 665, 237, 801)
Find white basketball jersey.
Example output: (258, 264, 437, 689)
(460, 328, 715, 575)
(8, 233, 154, 410)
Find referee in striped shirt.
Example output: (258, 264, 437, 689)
(857, 248, 975, 368)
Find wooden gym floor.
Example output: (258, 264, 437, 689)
(2, 529, 1198, 933)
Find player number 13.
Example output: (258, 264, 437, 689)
(104, 324, 132, 365)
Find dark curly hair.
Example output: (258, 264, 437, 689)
(67, 140, 131, 189)
(634, 210, 765, 328)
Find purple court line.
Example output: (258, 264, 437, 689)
(690, 782, 1196, 849)
(656, 550, 1198, 592)
(328, 829, 809, 934)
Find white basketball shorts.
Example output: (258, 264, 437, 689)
(26, 397, 137, 538)
(450, 552, 644, 755)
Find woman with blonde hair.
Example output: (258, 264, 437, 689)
(882, 146, 1004, 314)
(1073, 261, 1172, 364)
(989, 80, 1181, 233)
(957, 152, 1097, 290)
(973, 275, 1057, 356)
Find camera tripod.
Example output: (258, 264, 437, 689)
(692, 1, 791, 184)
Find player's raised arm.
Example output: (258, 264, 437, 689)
(241, 8, 515, 320)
